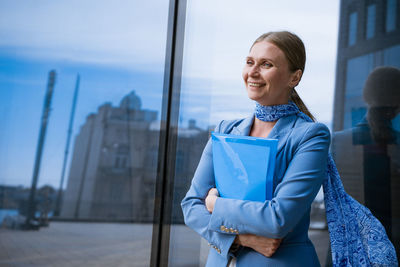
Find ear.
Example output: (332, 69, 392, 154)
(289, 69, 302, 88)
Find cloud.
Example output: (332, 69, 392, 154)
(0, 0, 340, 187)
(0, 0, 169, 71)
(0, 0, 339, 126)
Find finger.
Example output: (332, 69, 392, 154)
(205, 198, 212, 213)
(209, 188, 219, 196)
(272, 239, 281, 245)
(263, 249, 273, 258)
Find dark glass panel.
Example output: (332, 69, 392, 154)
(386, 0, 397, 32)
(366, 4, 376, 39)
(0, 1, 168, 266)
(349, 12, 358, 46)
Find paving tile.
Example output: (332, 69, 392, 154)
(0, 222, 330, 266)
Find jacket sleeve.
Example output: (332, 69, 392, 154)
(207, 122, 331, 238)
(181, 120, 236, 258)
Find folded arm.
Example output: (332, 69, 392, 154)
(207, 123, 330, 238)
(181, 121, 330, 257)
(181, 132, 236, 258)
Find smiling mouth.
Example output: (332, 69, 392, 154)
(248, 82, 265, 87)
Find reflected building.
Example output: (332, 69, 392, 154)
(61, 91, 158, 221)
(333, 0, 400, 131)
(332, 0, 400, 257)
(171, 120, 210, 223)
(61, 91, 208, 223)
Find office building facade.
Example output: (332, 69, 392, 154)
(332, 0, 400, 257)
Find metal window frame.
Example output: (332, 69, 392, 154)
(150, 0, 187, 266)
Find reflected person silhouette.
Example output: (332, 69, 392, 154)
(332, 66, 400, 258)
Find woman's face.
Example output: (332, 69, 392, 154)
(242, 41, 300, 106)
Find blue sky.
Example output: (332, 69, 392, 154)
(0, 0, 340, 188)
(0, 48, 166, 187)
(0, 0, 169, 187)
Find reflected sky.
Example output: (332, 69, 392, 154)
(0, 0, 169, 187)
(0, 0, 340, 188)
(0, 0, 168, 71)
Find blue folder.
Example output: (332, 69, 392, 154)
(211, 132, 278, 201)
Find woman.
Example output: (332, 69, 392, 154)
(181, 31, 328, 266)
(181, 31, 397, 266)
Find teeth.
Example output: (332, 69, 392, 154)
(248, 82, 263, 87)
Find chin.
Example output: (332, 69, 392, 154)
(247, 92, 265, 103)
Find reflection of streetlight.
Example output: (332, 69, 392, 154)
(25, 70, 56, 230)
(54, 74, 80, 217)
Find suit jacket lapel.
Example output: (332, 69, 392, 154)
(230, 116, 254, 136)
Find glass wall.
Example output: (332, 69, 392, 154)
(2, 0, 399, 266)
(167, 1, 339, 266)
(349, 11, 358, 46)
(335, 42, 400, 257)
(333, 0, 400, 259)
(0, 0, 168, 266)
(366, 4, 376, 39)
(386, 0, 397, 32)
(343, 53, 374, 129)
(343, 45, 400, 130)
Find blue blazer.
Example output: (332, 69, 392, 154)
(181, 114, 331, 266)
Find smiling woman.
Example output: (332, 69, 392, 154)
(181, 30, 397, 267)
(166, 1, 340, 266)
(181, 31, 329, 266)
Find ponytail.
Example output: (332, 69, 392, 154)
(290, 88, 316, 122)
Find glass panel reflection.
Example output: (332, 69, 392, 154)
(386, 0, 397, 32)
(349, 12, 358, 46)
(332, 66, 400, 258)
(333, 0, 400, 259)
(343, 53, 374, 129)
(0, 0, 168, 266)
(366, 4, 376, 39)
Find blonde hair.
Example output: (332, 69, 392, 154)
(252, 31, 316, 121)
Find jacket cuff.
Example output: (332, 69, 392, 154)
(208, 231, 236, 258)
(208, 197, 242, 235)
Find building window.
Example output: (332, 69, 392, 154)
(113, 155, 128, 169)
(384, 44, 400, 68)
(366, 4, 376, 39)
(349, 11, 358, 46)
(343, 53, 375, 129)
(386, 0, 397, 32)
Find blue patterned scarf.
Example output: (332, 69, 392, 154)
(255, 101, 398, 266)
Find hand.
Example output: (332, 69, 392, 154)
(235, 234, 282, 258)
(205, 188, 219, 213)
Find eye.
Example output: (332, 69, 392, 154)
(246, 59, 254, 65)
(261, 62, 272, 68)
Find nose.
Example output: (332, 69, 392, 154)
(248, 65, 260, 77)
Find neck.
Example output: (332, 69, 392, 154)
(257, 100, 289, 106)
(250, 117, 276, 138)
